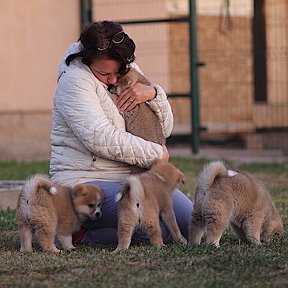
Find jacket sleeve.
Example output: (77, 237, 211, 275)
(55, 67, 163, 168)
(130, 63, 174, 138)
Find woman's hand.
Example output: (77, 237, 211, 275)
(117, 83, 156, 112)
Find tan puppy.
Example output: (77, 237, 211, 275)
(110, 67, 165, 174)
(189, 161, 284, 247)
(17, 175, 104, 253)
(113, 159, 187, 253)
(114, 67, 152, 96)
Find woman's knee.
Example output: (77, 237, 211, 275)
(172, 189, 194, 239)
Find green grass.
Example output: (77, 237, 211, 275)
(0, 158, 287, 288)
(0, 209, 17, 231)
(0, 160, 49, 180)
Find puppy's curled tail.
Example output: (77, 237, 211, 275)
(198, 161, 228, 191)
(115, 176, 143, 204)
(23, 174, 58, 198)
(115, 183, 129, 203)
(17, 175, 57, 222)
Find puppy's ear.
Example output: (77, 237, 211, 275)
(151, 158, 163, 167)
(177, 170, 186, 185)
(125, 67, 131, 74)
(72, 185, 86, 198)
(127, 79, 134, 87)
(98, 187, 105, 199)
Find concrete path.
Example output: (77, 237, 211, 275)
(0, 181, 24, 210)
(169, 145, 288, 163)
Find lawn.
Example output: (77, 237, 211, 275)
(0, 157, 287, 288)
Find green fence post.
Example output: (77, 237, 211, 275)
(189, 0, 200, 153)
(80, 0, 92, 29)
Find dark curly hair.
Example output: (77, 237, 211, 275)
(65, 21, 136, 76)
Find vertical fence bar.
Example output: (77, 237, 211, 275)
(189, 0, 200, 153)
(80, 0, 92, 29)
(86, 0, 201, 153)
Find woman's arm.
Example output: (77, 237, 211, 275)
(55, 66, 163, 168)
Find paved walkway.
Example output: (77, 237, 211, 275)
(169, 145, 288, 163)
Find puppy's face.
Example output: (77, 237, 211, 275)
(115, 70, 138, 95)
(261, 214, 284, 242)
(72, 184, 104, 220)
(151, 158, 186, 186)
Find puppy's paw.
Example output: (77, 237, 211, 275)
(41, 243, 61, 253)
(154, 243, 165, 248)
(112, 247, 127, 254)
(20, 247, 33, 253)
(65, 244, 77, 251)
(179, 236, 188, 245)
(209, 241, 220, 248)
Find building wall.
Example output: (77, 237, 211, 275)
(0, 0, 287, 160)
(169, 0, 288, 136)
(0, 0, 79, 160)
(253, 0, 288, 128)
(93, 0, 170, 90)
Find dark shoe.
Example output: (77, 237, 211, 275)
(72, 227, 87, 246)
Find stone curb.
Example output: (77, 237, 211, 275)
(0, 181, 25, 210)
(169, 146, 288, 163)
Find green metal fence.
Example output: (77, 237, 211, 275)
(80, 0, 201, 153)
(80, 0, 288, 151)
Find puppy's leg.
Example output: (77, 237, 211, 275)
(19, 222, 33, 252)
(205, 211, 228, 247)
(57, 234, 75, 251)
(57, 224, 76, 250)
(203, 199, 233, 247)
(36, 227, 60, 252)
(161, 208, 187, 244)
(143, 214, 164, 247)
(113, 208, 138, 253)
(113, 222, 135, 253)
(230, 223, 248, 243)
(243, 218, 262, 245)
(189, 211, 205, 245)
(35, 216, 60, 253)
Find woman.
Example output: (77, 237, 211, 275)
(50, 21, 193, 246)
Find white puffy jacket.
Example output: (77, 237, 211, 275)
(50, 42, 174, 186)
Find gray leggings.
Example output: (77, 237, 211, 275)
(81, 180, 193, 246)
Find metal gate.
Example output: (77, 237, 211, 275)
(81, 0, 288, 151)
(80, 0, 201, 153)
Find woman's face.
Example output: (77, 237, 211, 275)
(89, 59, 121, 85)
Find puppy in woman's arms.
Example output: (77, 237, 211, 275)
(17, 175, 104, 253)
(113, 158, 187, 253)
(109, 67, 165, 174)
(189, 161, 284, 247)
(109, 68, 165, 144)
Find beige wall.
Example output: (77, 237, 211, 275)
(93, 0, 171, 90)
(95, 0, 288, 136)
(0, 0, 287, 160)
(0, 0, 79, 159)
